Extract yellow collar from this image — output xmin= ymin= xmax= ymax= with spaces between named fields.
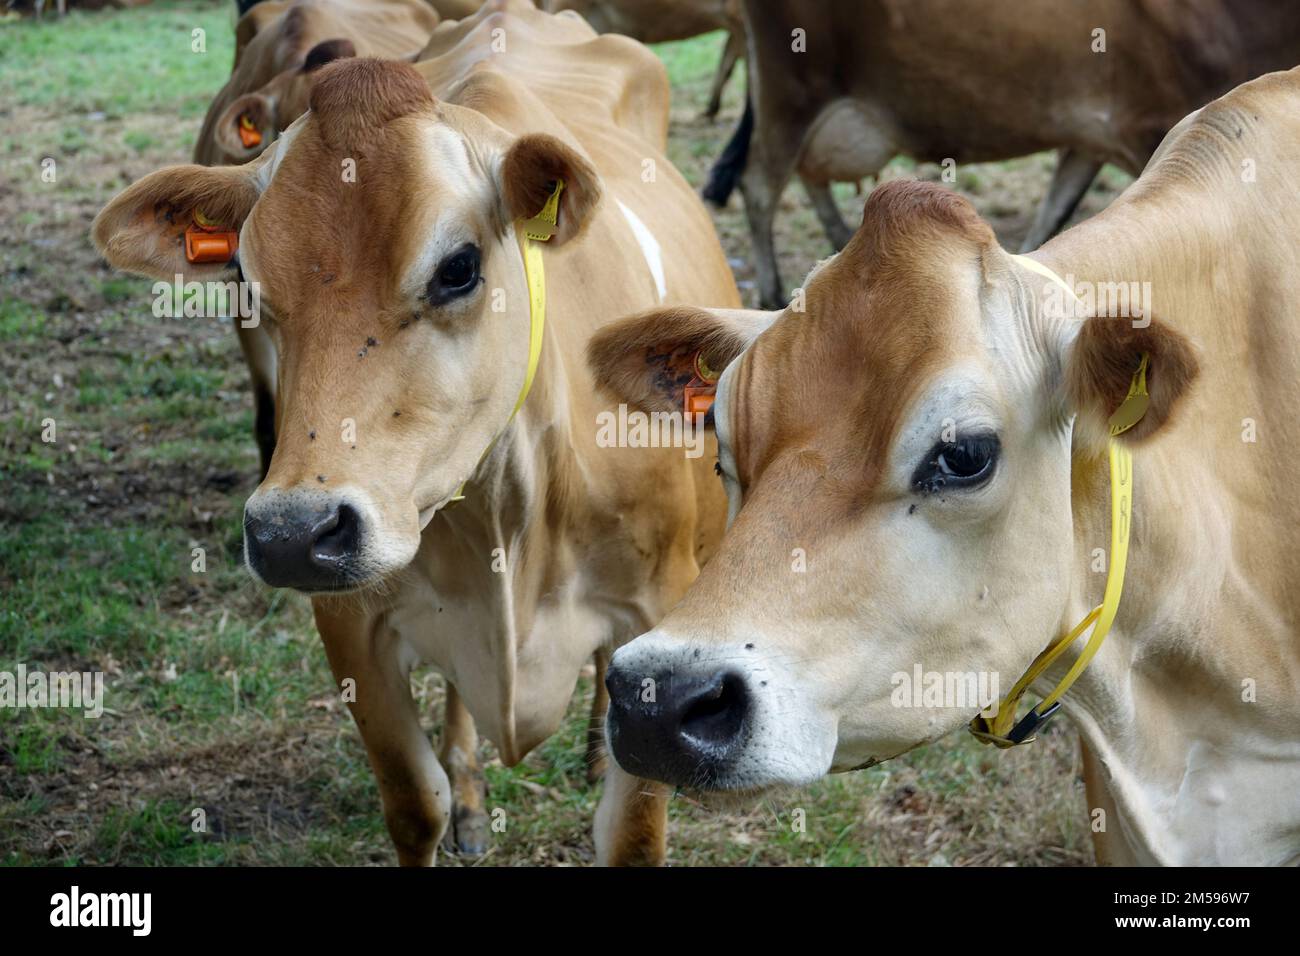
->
xmin=970 ymin=256 xmax=1150 ymax=747
xmin=447 ymin=179 xmax=564 ymax=505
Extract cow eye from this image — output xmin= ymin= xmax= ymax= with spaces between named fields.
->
xmin=913 ymin=434 xmax=999 ymax=494
xmin=426 ymin=245 xmax=481 ymax=305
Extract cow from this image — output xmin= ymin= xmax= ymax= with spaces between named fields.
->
xmin=715 ymin=0 xmax=1300 ymax=309
xmin=195 ymin=0 xmax=440 ymax=169
xmin=196 ymin=0 xmax=514 ymax=859
xmin=545 ymin=0 xmax=744 ymax=118
xmin=587 ymin=67 xmax=1300 ymax=865
xmin=92 ymin=0 xmax=735 ymax=865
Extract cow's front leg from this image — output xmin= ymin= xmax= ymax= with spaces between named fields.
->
xmin=1079 ymin=738 xmax=1139 ymax=866
xmin=593 ymin=762 xmax=671 ymax=866
xmin=235 ymin=322 xmax=277 ymax=480
xmin=316 ymin=603 xmax=450 ymax=866
xmin=586 ymin=647 xmax=611 ymax=784
xmin=439 ymin=683 xmax=490 ymax=856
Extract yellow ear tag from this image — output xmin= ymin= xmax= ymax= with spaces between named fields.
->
xmin=1107 ymin=353 xmax=1150 ymax=437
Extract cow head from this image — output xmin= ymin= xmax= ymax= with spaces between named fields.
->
xmin=212 ymin=39 xmax=359 ymax=164
xmin=587 ymin=179 xmax=1198 ymax=792
xmin=94 ymin=58 xmax=600 ymax=593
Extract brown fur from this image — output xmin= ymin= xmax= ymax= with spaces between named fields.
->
xmin=90 ymin=164 xmax=262 ymax=279
xmin=1065 ymin=312 xmax=1200 ymax=450
xmin=304 ymin=37 xmax=357 ymax=72
xmin=736 ymin=0 xmax=1300 ymax=306
xmin=500 ymin=134 xmax=601 ymax=245
xmin=731 ymin=181 xmax=981 ymax=522
xmin=587 ymin=305 xmax=765 ymax=414
xmin=309 ymin=58 xmax=435 ymax=152
xmin=197 ymin=0 xmax=441 ymax=167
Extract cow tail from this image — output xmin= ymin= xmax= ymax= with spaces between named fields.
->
xmin=701 ymin=93 xmax=754 ymax=208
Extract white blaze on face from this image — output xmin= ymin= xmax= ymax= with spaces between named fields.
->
xmin=400 ymin=123 xmax=490 ymax=297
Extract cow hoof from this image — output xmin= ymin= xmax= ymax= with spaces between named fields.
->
xmin=443 ymin=805 xmax=490 ymax=857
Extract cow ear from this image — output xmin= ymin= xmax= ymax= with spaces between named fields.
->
xmin=92 ymin=163 xmax=262 ymax=281
xmin=1063 ymin=314 xmax=1199 ymax=451
xmin=302 ymin=38 xmax=357 ymax=72
xmin=214 ymin=92 xmax=276 ymax=162
xmin=499 ymin=133 xmax=600 ymax=245
xmin=587 ymin=305 xmax=777 ymax=416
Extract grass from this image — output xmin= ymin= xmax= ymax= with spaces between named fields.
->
xmin=0 ymin=1 xmax=1108 ymax=867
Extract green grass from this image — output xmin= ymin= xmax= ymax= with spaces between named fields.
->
xmin=0 ymin=3 xmax=1093 ymax=868
xmin=0 ymin=0 xmax=234 ymax=118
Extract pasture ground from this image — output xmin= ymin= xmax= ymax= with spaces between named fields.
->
xmin=0 ymin=0 xmax=1126 ymax=865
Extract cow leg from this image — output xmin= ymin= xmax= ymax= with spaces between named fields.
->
xmin=586 ymin=647 xmax=610 ymax=784
xmin=803 ymin=177 xmax=854 ymax=251
xmin=740 ymin=134 xmax=799 ymax=309
xmin=236 ymin=322 xmax=278 ymax=480
xmin=316 ymin=606 xmax=450 ymax=866
xmin=593 ymin=762 xmax=671 ymax=866
xmin=1019 ymin=148 xmax=1102 ymax=252
xmin=439 ymin=683 xmax=490 ymax=856
xmin=703 ymin=31 xmax=744 ymax=120
xmin=1079 ymin=737 xmax=1139 ymax=866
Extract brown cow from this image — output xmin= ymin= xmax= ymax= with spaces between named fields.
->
xmin=589 ymin=68 xmax=1300 ymax=865
xmin=94 ymin=0 xmax=735 ymax=865
xmin=722 ymin=0 xmax=1300 ymax=308
xmin=196 ymin=0 xmax=440 ymax=169
xmin=545 ymin=0 xmax=744 ymax=117
xmin=197 ymin=0 xmax=528 ymax=860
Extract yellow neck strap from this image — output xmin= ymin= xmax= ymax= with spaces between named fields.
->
xmin=970 ymin=257 xmax=1150 ymax=748
xmin=448 ymin=179 xmax=564 ymax=504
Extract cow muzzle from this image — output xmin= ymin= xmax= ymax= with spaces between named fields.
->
xmin=243 ymin=493 xmax=366 ymax=592
xmin=604 ymin=656 xmax=752 ymax=789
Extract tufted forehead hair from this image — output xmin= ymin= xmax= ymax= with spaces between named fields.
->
xmin=840 ymin=179 xmax=996 ymax=274
xmin=308 ymin=57 xmax=435 ymax=152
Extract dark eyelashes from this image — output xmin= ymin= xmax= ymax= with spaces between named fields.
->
xmin=912 ymin=433 xmax=1000 ymax=495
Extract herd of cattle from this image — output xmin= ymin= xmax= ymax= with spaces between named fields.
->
xmin=88 ymin=0 xmax=1300 ymax=865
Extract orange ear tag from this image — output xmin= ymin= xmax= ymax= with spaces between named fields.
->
xmin=184 ymin=208 xmax=239 ymax=265
xmin=238 ymin=114 xmax=262 ymax=148
xmin=683 ymin=350 xmax=719 ymax=420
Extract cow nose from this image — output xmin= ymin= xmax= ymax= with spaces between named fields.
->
xmin=243 ymin=501 xmax=363 ymax=591
xmin=604 ymin=661 xmax=750 ymax=786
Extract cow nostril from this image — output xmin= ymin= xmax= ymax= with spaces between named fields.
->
xmin=680 ymin=671 xmax=748 ymax=749
xmin=311 ymin=503 xmax=360 ymax=564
